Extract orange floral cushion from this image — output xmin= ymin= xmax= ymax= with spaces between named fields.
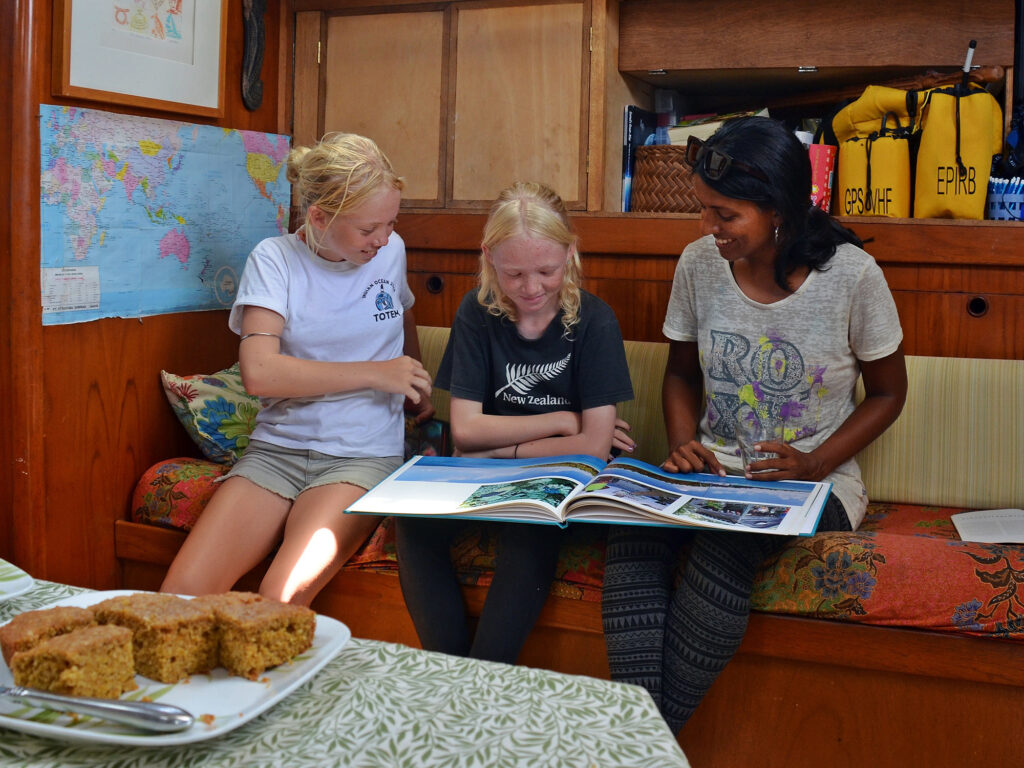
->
xmin=752 ymin=502 xmax=1024 ymax=640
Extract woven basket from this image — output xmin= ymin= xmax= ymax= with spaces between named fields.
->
xmin=631 ymin=145 xmax=700 ymax=213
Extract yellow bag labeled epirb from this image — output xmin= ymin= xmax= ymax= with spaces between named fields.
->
xmin=835 ymin=109 xmax=912 ymax=217
xmin=913 ymin=85 xmax=1003 ymax=219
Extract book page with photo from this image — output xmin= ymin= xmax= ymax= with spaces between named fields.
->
xmin=346 ymin=454 xmax=830 ymax=536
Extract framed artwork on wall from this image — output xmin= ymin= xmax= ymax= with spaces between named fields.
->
xmin=52 ymin=0 xmax=228 ymax=119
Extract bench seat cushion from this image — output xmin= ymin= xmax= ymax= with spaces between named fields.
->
xmin=131 ymin=457 xmax=1024 ymax=641
xmin=752 ymin=503 xmax=1024 ymax=640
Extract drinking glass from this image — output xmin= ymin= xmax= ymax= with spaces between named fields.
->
xmin=735 ymin=414 xmax=783 ymax=473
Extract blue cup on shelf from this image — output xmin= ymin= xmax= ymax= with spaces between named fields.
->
xmin=987 ymin=178 xmax=1024 ymax=220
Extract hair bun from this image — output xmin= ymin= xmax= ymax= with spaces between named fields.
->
xmin=286 ymin=146 xmax=311 ymax=184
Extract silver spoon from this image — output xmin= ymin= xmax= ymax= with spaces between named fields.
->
xmin=0 ymin=685 xmax=195 ymax=732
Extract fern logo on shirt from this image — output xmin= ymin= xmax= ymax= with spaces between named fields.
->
xmin=494 ymin=353 xmax=572 ymax=406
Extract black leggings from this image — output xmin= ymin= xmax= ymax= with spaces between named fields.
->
xmin=395 ymin=517 xmax=564 ymax=664
xmin=601 ymin=495 xmax=852 ymax=733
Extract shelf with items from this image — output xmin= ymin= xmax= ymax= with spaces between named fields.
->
xmin=399 ymin=210 xmax=1024 ymax=359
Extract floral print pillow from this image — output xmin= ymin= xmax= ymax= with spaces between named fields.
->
xmin=160 ymin=364 xmax=260 ymax=465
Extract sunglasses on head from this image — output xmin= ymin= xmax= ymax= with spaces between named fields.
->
xmin=685 ymin=136 xmax=770 ymax=184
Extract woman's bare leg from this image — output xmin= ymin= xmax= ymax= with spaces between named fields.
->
xmin=259 ymin=483 xmax=380 ymax=606
xmin=160 ymin=477 xmax=292 ymax=596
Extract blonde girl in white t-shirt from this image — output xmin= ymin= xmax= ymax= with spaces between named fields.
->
xmin=602 ymin=116 xmax=908 ymax=734
xmin=161 ymin=134 xmax=433 ymax=606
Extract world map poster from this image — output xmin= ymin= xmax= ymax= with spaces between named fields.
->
xmin=39 ymin=104 xmax=291 ymax=325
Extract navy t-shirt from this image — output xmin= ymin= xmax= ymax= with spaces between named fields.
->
xmin=436 ymin=289 xmax=634 ymax=416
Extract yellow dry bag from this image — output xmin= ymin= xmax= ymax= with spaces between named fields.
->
xmin=836 ymin=111 xmax=912 ymax=217
xmin=833 ymin=87 xmax=919 ymax=217
xmin=913 ymin=85 xmax=1003 ymax=219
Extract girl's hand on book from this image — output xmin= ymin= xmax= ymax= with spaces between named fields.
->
xmin=663 ymin=440 xmax=726 ymax=476
xmin=611 ymin=418 xmax=635 ymax=455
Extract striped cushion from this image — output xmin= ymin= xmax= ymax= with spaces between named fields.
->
xmin=857 ymin=355 xmax=1024 ymax=508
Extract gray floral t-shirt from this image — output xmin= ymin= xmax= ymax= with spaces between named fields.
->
xmin=663 ymin=235 xmax=903 ymax=528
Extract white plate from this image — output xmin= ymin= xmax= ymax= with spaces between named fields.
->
xmin=0 ymin=559 xmax=34 ymax=604
xmin=0 ymin=590 xmax=351 ymax=745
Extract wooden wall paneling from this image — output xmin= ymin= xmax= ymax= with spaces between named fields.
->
xmin=879 ymin=263 xmax=1024 ymax=294
xmin=278 ymin=1 xmax=296 ymax=135
xmin=322 ymin=8 xmax=447 ymax=206
xmin=583 ymin=252 xmax=675 ymax=342
xmin=398 ymin=211 xmax=486 ymax=248
xmin=449 ymin=2 xmax=586 ymax=207
xmin=292 ymin=10 xmax=323 ymax=150
xmin=579 ymin=0 xmax=598 ymax=211
xmin=407 ymin=270 xmax=479 ymax=327
xmin=619 ymin=0 xmax=1015 ymax=72
xmin=890 ymin=291 xmax=1024 ymax=359
xmin=293 ymin=0 xmax=440 ymax=8
xmin=407 ymin=250 xmax=480 ymax=327
xmin=7 ymin=0 xmax=48 ymax=574
xmin=680 ymin=650 xmax=1024 ymax=768
xmin=0 ymin=5 xmax=12 ymax=559
xmin=585 ymin=0 xmax=606 ymax=212
xmin=0 ymin=0 xmax=23 ymax=560
xmin=41 ymin=315 xmax=237 ymax=588
xmin=677 ymin=612 xmax=1024 ymax=767
xmin=851 ymin=218 xmax=1024 ymax=268
xmin=7 ymin=0 xmax=286 ymax=588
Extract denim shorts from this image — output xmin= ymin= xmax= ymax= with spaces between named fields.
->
xmin=220 ymin=440 xmax=402 ymax=501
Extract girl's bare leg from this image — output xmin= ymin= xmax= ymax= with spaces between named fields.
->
xmin=160 ymin=477 xmax=292 ymax=596
xmin=259 ymin=483 xmax=380 ymax=606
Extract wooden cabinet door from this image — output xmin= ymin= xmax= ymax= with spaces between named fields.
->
xmin=293 ymin=2 xmax=592 ymax=210
xmin=320 ymin=10 xmax=448 ymax=207
xmin=449 ymin=2 xmax=588 ymax=208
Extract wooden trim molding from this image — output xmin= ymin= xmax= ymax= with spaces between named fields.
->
xmin=399 ymin=210 xmax=1024 ymax=265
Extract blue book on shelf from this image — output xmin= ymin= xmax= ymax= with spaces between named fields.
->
xmin=622 ymin=105 xmax=658 ymax=212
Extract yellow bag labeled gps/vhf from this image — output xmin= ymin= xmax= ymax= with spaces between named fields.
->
xmin=913 ymin=84 xmax=1003 ymax=219
xmin=836 ymin=111 xmax=912 ymax=217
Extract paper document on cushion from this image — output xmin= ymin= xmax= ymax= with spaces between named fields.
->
xmin=951 ymin=509 xmax=1024 ymax=543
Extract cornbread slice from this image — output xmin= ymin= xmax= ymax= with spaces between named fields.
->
xmin=0 ymin=606 xmax=96 ymax=664
xmin=91 ymin=593 xmax=217 ymax=683
xmin=193 ymin=593 xmax=315 ymax=680
xmin=10 ymin=624 xmax=137 ymax=699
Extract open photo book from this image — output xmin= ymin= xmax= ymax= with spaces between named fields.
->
xmin=346 ymin=455 xmax=832 ymax=536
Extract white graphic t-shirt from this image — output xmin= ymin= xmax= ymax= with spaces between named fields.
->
xmin=663 ymin=235 xmax=903 ymax=528
xmin=229 ymin=232 xmax=414 ymax=458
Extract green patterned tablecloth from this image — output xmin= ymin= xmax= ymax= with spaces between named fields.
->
xmin=0 ymin=581 xmax=689 ymax=768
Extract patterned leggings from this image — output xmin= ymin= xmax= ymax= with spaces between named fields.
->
xmin=601 ymin=495 xmax=851 ymax=734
